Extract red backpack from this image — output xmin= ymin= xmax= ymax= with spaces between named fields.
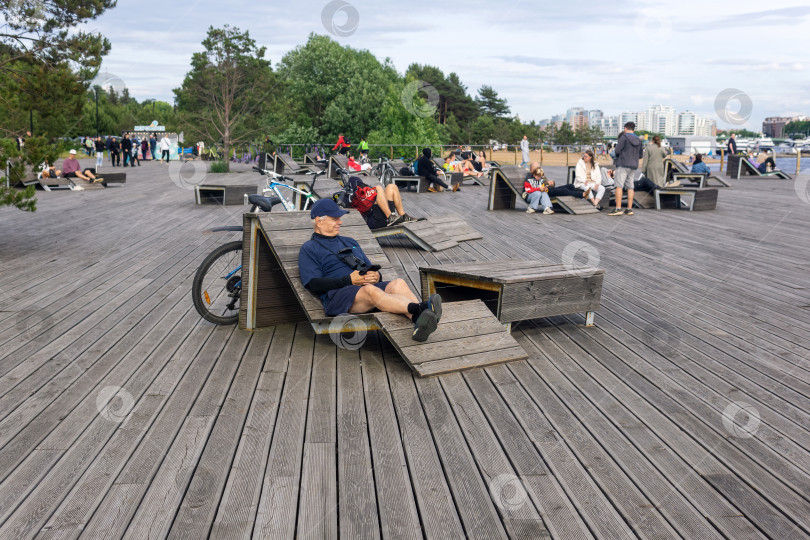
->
xmin=351 ymin=185 xmax=377 ymax=214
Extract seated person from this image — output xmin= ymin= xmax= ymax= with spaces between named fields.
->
xmin=690 ymin=153 xmax=711 ymax=175
xmin=39 ymin=161 xmax=62 ymax=179
xmin=523 ymin=167 xmax=554 ymax=215
xmin=756 ymin=151 xmax=777 ymax=173
xmin=345 ymin=176 xmax=418 ymax=229
xmin=299 ymin=199 xmax=442 ymax=341
xmin=524 ymin=161 xmax=584 ymax=198
xmin=347 ymin=155 xmax=372 ymax=172
xmin=62 ymin=150 xmax=101 ymax=182
xmin=445 ymin=152 xmax=483 ymax=178
xmin=416 ymin=148 xmax=458 ymax=192
xmin=574 ymin=150 xmax=606 ymax=207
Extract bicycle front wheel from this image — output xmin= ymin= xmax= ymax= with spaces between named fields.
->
xmin=192 ymin=241 xmax=243 ymax=325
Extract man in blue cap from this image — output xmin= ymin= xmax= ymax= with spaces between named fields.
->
xmin=299 ymin=199 xmax=442 ymax=342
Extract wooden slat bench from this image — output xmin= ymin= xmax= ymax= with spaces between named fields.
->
xmin=274 ymin=153 xmax=319 ymax=175
xmin=420 ymin=260 xmax=604 ymax=330
xmin=488 ymin=166 xmax=600 ymax=215
xmin=100 ymin=172 xmax=127 ymax=188
xmin=239 ymin=211 xmax=527 ymax=376
xmin=195 ymin=184 xmax=256 ymax=205
xmin=654 ymin=187 xmax=718 ymax=211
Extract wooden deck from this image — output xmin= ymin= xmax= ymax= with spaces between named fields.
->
xmin=1 ymin=159 xmax=809 ymax=539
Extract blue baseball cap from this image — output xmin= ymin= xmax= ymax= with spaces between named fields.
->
xmin=310 ymin=198 xmax=349 ymax=219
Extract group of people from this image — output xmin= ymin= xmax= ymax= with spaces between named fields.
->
xmin=520 ymin=122 xmax=721 ymax=217
xmin=89 ymin=133 xmax=173 ymax=167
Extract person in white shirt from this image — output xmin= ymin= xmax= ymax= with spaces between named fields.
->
xmin=159 ymin=135 xmax=172 ymax=163
xmin=574 ymin=150 xmax=605 ymax=207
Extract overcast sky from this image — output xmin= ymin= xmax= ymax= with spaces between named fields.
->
xmin=79 ymin=0 xmax=810 ymax=131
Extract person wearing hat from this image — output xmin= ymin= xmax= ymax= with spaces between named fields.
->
xmin=299 ymin=199 xmax=443 ymax=342
xmin=61 ymin=149 xmax=101 ymax=182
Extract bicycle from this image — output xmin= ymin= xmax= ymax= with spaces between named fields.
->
xmin=191 ymin=168 xmax=325 ymax=325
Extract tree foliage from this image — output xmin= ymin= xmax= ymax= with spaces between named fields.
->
xmin=476 ymin=85 xmax=511 ymax=118
xmin=173 ymin=25 xmax=275 ymax=171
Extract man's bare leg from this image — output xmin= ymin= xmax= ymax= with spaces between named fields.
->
xmin=349 ymin=283 xmax=414 ymax=315
xmin=385 ymin=184 xmax=406 ymax=215
xmin=626 ymin=189 xmax=634 ymax=209
xmin=374 ymin=186 xmax=392 ymax=217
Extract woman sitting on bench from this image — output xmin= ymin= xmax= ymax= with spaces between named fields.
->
xmin=574 ymin=150 xmax=605 ymax=207
xmin=691 ymin=153 xmax=711 ymax=175
xmin=523 ymin=167 xmax=555 ymax=215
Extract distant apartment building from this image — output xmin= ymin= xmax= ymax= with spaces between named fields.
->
xmin=538 ymin=105 xmax=715 ymax=139
xmin=763 ymin=116 xmax=806 ymax=138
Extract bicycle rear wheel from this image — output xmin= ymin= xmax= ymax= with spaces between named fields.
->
xmin=192 ymin=241 xmax=243 ymax=325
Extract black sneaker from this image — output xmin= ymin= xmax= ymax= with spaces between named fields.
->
xmin=608 ymin=208 xmax=623 ymax=216
xmin=422 ymin=293 xmax=442 ymax=322
xmin=401 ymin=213 xmax=418 ymax=223
xmin=623 ymin=208 xmax=634 ymax=215
xmin=412 ymin=309 xmax=438 ymax=342
xmin=386 ymin=213 xmax=406 ymax=227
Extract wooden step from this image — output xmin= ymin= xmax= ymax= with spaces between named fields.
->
xmin=375 ymin=300 xmax=528 ymax=377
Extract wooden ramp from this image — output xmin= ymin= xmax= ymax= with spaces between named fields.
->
xmin=274 ymin=153 xmax=318 ymax=174
xmin=240 ymin=211 xmax=527 ymax=376
xmin=553 ymin=195 xmax=600 ymax=214
xmin=373 ymin=220 xmax=459 ymax=251
xmin=376 ymin=300 xmax=527 ymax=377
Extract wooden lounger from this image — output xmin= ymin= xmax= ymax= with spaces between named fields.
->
xmin=274 ymin=153 xmax=319 ymax=175
xmin=38 ymin=175 xmax=74 ymax=192
xmin=302 ymin=152 xmax=327 ymax=170
xmin=327 ymin=154 xmax=371 ymax=179
xmin=737 ymin=158 xmax=792 ymax=180
xmin=654 ymin=187 xmax=718 ymax=211
xmin=239 ymin=211 xmax=527 ymax=377
xmin=432 ymin=157 xmax=486 ymax=186
xmin=665 ymin=158 xmax=730 ymax=187
xmin=488 ymin=166 xmax=599 ymax=215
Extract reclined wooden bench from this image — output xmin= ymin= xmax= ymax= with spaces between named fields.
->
xmin=100 ymin=172 xmax=126 ymax=188
xmin=239 ymin=211 xmax=527 ymax=376
xmin=488 ymin=166 xmax=600 ymax=214
xmin=432 ymin=157 xmax=486 ymax=186
xmin=654 ymin=186 xmax=718 ymax=211
xmin=327 ymin=154 xmax=373 ymax=179
xmin=735 ymin=156 xmax=792 ymax=180
xmin=302 ymin=152 xmax=327 ymax=170
xmin=274 ymin=153 xmax=319 ymax=175
xmin=290 ymin=176 xmax=481 ymax=251
xmin=665 ymin=158 xmax=730 ymax=187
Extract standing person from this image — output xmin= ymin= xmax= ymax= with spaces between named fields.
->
xmin=85 ymin=136 xmax=94 ymax=156
xmin=520 ymin=135 xmax=530 ymax=168
xmin=121 ymin=134 xmax=132 ymax=167
xmin=149 ymin=134 xmax=158 ymax=161
xmin=641 ymin=135 xmax=668 ymax=189
xmin=332 ymin=133 xmax=350 ymax=155
xmin=608 ymin=122 xmax=643 ymax=216
xmin=130 ymin=135 xmax=141 ymax=166
xmin=95 ymin=137 xmax=105 ymax=168
xmin=727 ymin=133 xmax=738 ymax=155
xmin=159 ymin=134 xmax=172 ymax=163
xmin=110 ymin=137 xmax=121 ymax=167
xmin=141 ymin=139 xmax=149 ymax=161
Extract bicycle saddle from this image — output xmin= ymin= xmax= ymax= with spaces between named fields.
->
xmin=248 ymin=194 xmax=282 ymax=212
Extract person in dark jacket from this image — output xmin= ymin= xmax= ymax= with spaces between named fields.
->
xmin=416 ymin=148 xmax=457 ymax=192
xmin=727 ymin=133 xmax=738 ymax=155
xmin=121 ymin=134 xmax=132 ymax=167
xmin=109 ymin=137 xmax=121 ymax=167
xmin=609 ymin=122 xmax=643 ymax=215
xmin=149 ymin=134 xmax=157 ymax=161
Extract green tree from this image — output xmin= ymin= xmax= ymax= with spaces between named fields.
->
xmin=475 ymin=85 xmax=510 ymax=118
xmin=174 ymin=25 xmax=274 ymax=171
xmin=784 ymin=121 xmax=810 ymax=137
xmin=554 ymin=122 xmax=575 ymax=145
xmin=277 ymin=33 xmax=397 ymax=143
xmin=366 ymin=82 xmax=447 ymax=150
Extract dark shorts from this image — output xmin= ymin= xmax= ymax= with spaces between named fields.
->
xmin=323 ymin=281 xmax=390 ymax=316
xmin=64 ymin=171 xmax=79 ymax=178
xmin=366 ymin=200 xmax=394 ymax=230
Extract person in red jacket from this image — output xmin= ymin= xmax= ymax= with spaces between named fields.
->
xmin=523 ymin=167 xmax=554 ymax=214
xmin=332 ymin=133 xmax=351 ymax=155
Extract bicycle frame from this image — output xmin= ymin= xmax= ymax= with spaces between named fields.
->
xmin=263 ymin=181 xmax=316 ymax=211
